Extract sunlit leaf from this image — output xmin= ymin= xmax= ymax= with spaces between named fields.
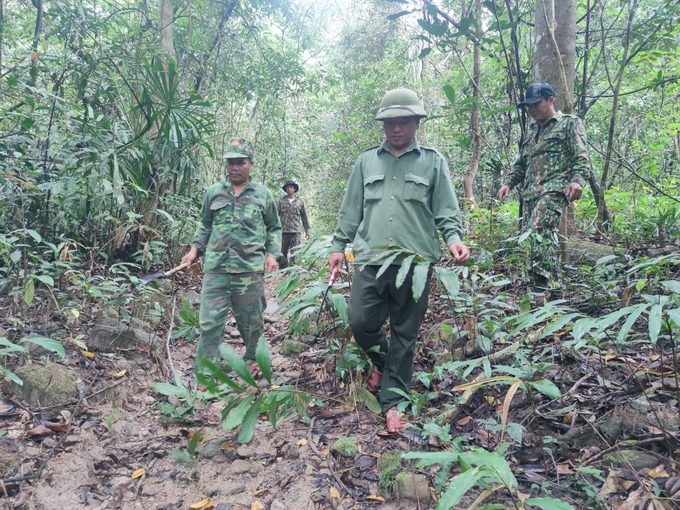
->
xmin=329 ymin=486 xmax=340 ymax=499
xmin=131 ymin=468 xmax=145 ymax=479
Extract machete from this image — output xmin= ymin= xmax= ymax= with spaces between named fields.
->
xmin=316 ymin=268 xmax=338 ymax=324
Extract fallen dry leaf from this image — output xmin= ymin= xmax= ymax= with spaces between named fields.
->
xmin=25 ymin=425 xmax=53 ymax=438
xmin=456 ymin=416 xmax=473 ymax=426
xmin=189 ymin=498 xmax=213 ymax=509
xmin=251 ymin=502 xmax=264 ymax=510
xmin=130 ymin=468 xmax=145 ymax=479
xmin=113 ymin=369 xmax=127 ymax=378
xmin=329 ymin=486 xmax=340 ymax=500
xmin=43 ymin=422 xmax=68 ymax=433
xmin=297 ymin=438 xmax=308 ymax=446
xmin=555 ymin=463 xmax=575 ymax=475
xmin=366 ymin=495 xmax=385 ymax=502
xmin=517 ymin=491 xmax=531 ymax=503
xmin=649 ymin=465 xmax=670 ymax=478
xmin=253 ymin=488 xmax=266 ymax=495
xmin=82 ymin=351 xmax=96 ymax=359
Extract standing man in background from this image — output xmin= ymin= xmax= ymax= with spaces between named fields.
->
xmin=182 ymin=138 xmax=282 ymax=377
xmin=328 ymin=88 xmax=469 ymax=434
xmin=498 ymin=82 xmax=589 ymax=299
xmin=277 ymin=180 xmax=311 ymax=268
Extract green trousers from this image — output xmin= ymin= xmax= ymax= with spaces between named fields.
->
xmin=195 ymin=272 xmax=266 ymax=372
xmin=349 ymin=264 xmax=432 ymax=412
xmin=522 ymin=193 xmax=566 ymax=289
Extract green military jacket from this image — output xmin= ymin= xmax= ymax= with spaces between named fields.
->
xmin=505 ymin=113 xmax=590 ymax=203
xmin=191 ymin=178 xmax=282 ymax=273
xmin=331 ymin=139 xmax=464 ymax=266
xmin=277 ymin=196 xmax=311 ymax=234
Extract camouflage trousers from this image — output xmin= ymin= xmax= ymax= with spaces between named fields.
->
xmin=281 ymin=233 xmax=301 ymax=268
xmin=520 ymin=193 xmax=567 ymax=289
xmin=195 ymin=272 xmax=266 ymax=371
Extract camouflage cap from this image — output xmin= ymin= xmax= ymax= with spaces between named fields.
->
xmin=223 ymin=138 xmax=254 ymax=159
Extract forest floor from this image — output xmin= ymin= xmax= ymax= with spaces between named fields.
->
xmin=1 ymin=257 xmax=680 ymax=510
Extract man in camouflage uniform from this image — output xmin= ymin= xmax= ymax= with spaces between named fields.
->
xmin=498 ymin=82 xmax=590 ymax=295
xmin=181 ymin=138 xmax=282 ymax=376
xmin=277 ymin=180 xmax=311 ymax=268
xmin=328 ymin=88 xmax=469 ymax=434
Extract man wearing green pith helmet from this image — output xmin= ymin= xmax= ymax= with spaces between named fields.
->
xmin=181 ymin=138 xmax=283 ymax=377
xmin=328 ymin=89 xmax=469 ymax=434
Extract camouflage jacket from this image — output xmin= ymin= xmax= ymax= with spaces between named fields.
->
xmin=191 ymin=178 xmax=282 ymax=273
xmin=277 ymin=196 xmax=310 ymax=234
xmin=505 ymin=113 xmax=590 ymax=203
xmin=331 ymin=138 xmax=464 ymax=266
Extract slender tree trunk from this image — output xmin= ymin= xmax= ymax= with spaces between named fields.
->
xmin=0 ymin=0 xmax=4 ymax=85
xmin=159 ymin=0 xmax=175 ymax=61
xmin=30 ymin=0 xmax=43 ymax=87
xmin=463 ymin=0 xmax=481 ymax=212
xmin=598 ymin=1 xmax=637 ymax=230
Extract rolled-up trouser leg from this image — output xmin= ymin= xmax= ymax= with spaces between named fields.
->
xmin=379 ymin=265 xmax=432 ymax=412
xmin=196 ymin=273 xmax=232 ymax=372
xmin=349 ymin=266 xmax=390 ymax=371
xmin=231 ymin=272 xmax=267 ymax=361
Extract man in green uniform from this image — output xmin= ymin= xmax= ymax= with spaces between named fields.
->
xmin=277 ymin=180 xmax=311 ymax=268
xmin=181 ymin=138 xmax=282 ymax=376
xmin=328 ymin=88 xmax=469 ymax=433
xmin=498 ymin=82 xmax=590 ymax=296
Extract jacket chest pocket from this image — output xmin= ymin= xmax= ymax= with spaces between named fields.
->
xmin=363 ymin=173 xmax=386 ymax=204
xmin=243 ymin=203 xmax=263 ymax=229
xmin=541 ymin=131 xmax=567 ymax=154
xmin=404 ymin=173 xmax=429 ymax=204
xmin=210 ymin=198 xmax=233 ymax=224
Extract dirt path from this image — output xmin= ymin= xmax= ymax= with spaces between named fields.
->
xmin=0 ymin=276 xmax=411 ymax=510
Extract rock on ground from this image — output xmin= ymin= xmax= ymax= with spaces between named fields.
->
xmin=6 ymin=363 xmax=77 ymax=407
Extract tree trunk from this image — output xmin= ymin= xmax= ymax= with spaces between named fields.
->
xmin=159 ymin=0 xmax=175 ymax=61
xmin=30 ymin=0 xmax=44 ymax=88
xmin=462 ymin=0 xmax=481 ymax=213
xmin=533 ymin=0 xmax=576 ymax=262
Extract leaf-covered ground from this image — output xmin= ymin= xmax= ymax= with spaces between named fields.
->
xmin=2 ymin=251 xmax=680 ymax=510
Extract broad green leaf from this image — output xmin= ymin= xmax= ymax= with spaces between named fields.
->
xmin=219 ymin=345 xmax=257 ymax=388
xmin=224 ymin=395 xmax=255 ymax=431
xmin=0 ymin=337 xmax=27 ymax=354
xmin=539 ymin=313 xmax=581 ymax=339
xmin=527 ymin=379 xmax=561 ymax=399
xmin=354 ymin=387 xmax=381 ymax=414
xmin=418 ymin=47 xmax=432 ymax=59
xmin=237 ymin=395 xmax=264 ymax=444
xmin=255 ymin=336 xmax=272 ymax=384
xmin=595 ymin=254 xmax=618 ymax=266
xmin=25 ymin=229 xmax=42 ymax=243
xmin=1 ymin=366 xmax=23 ymax=386
xmin=412 ymin=262 xmax=431 ymax=302
xmin=648 ymin=304 xmax=662 ymax=344
xmin=441 ymin=323 xmax=453 ymax=334
xmin=525 ymin=497 xmax=575 ymax=510
xmin=375 ymin=252 xmax=400 ymax=280
xmin=35 ymin=275 xmax=54 ymax=287
xmin=329 ymin=292 xmax=348 ymax=323
xmin=661 ymin=280 xmax=680 ymax=294
xmin=387 ymin=10 xmax=412 ymax=20
xmin=154 ymin=382 xmax=187 ymax=398
xmin=667 ymin=309 xmax=680 ymax=328
xmin=436 ymin=268 xmax=459 ymax=296
xmin=10 ymin=251 xmax=21 ymax=264
xmin=22 ymin=337 xmax=65 ymax=358
xmin=402 ymin=450 xmax=461 ymax=466
xmin=461 ymin=449 xmax=516 ymax=489
xmin=443 ymin=85 xmax=456 ymax=105
xmin=437 ymin=467 xmax=482 ymax=509
xmin=24 ymin=279 xmax=35 ymax=305
xmin=396 ymin=255 xmax=415 ymax=289
xmin=571 ymin=317 xmax=596 ymax=341
xmin=201 ymin=358 xmax=245 ymax=393
xmin=616 ymin=305 xmax=646 ymax=344
xmin=485 ymin=105 xmax=516 ymax=116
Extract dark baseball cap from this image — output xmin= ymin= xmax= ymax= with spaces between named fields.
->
xmin=518 ymin=82 xmax=555 ymax=106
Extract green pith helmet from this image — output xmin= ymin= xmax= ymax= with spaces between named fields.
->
xmin=374 ymin=88 xmax=428 ymax=120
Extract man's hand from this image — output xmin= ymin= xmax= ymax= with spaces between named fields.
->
xmin=181 ymin=246 xmax=198 ymax=268
xmin=264 ymin=256 xmax=279 ymax=274
xmin=448 ymin=243 xmax=469 ymax=264
xmin=497 ymin=185 xmax=511 ymax=203
xmin=566 ymin=182 xmax=583 ymax=202
xmin=329 ymin=252 xmax=345 ymax=274
xmin=305 ymin=230 xmax=311 ymax=240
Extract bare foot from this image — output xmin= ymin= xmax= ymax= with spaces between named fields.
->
xmin=385 ymin=407 xmax=408 ymax=434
